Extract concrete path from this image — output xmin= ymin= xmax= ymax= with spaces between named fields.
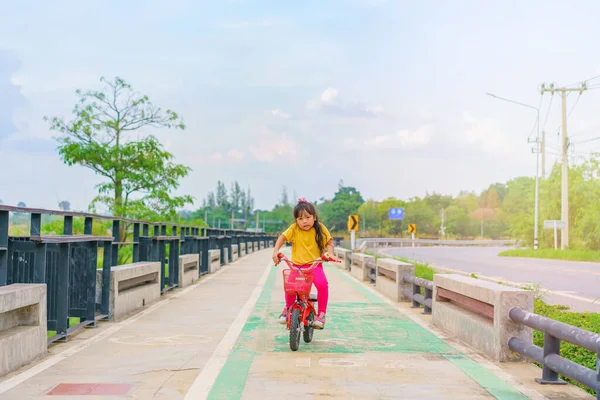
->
xmin=0 ymin=249 xmax=592 ymax=399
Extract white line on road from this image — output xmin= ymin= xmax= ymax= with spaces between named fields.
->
xmin=0 ymin=264 xmax=231 ymax=396
xmin=184 ymin=260 xmax=272 ymax=400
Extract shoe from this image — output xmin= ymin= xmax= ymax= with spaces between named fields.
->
xmin=312 ymin=312 xmax=326 ymax=329
xmin=278 ymin=309 xmax=288 ymax=325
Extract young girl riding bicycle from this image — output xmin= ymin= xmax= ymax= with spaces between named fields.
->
xmin=272 ymin=198 xmax=336 ymax=329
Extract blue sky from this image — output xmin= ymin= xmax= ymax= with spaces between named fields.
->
xmin=2 ymin=0 xmax=600 ymax=211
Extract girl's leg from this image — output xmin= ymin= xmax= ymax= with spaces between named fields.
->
xmin=311 ymin=264 xmax=329 ymax=315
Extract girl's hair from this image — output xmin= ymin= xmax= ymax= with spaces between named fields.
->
xmin=294 ymin=198 xmax=325 ymax=254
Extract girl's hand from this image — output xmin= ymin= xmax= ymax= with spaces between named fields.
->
xmin=272 ymin=253 xmax=280 ymax=265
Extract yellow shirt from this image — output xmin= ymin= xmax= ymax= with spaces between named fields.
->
xmin=282 ymin=222 xmax=333 ymax=265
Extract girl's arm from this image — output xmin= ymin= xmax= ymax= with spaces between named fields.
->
xmin=325 ymin=238 xmax=334 ymax=256
xmin=272 ymin=234 xmax=287 ymax=264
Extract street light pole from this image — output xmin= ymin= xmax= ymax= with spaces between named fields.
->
xmin=485 ymin=93 xmax=540 ymax=250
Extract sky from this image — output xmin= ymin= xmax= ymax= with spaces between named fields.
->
xmin=2 ymin=0 xmax=600 ymax=212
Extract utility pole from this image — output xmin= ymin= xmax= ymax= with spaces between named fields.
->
xmin=541 ymin=130 xmax=546 ymax=179
xmin=440 ymin=208 xmax=445 ymax=237
xmin=539 ymin=82 xmax=587 ymax=249
xmin=256 ymin=212 xmax=259 ymax=233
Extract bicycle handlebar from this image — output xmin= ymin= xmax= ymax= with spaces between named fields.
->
xmin=275 ymin=252 xmax=340 ymax=271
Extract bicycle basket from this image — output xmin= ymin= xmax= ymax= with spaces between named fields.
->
xmin=282 ymin=269 xmax=314 ymax=296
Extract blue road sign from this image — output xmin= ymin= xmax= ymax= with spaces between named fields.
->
xmin=389 ymin=208 xmax=404 ymax=220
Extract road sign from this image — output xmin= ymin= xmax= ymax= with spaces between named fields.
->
xmin=347 ymin=215 xmax=359 ymax=232
xmin=543 ymin=220 xmax=565 ymax=229
xmin=544 ymin=220 xmax=564 ymax=250
xmin=389 ymin=208 xmax=404 ymax=220
xmin=408 ymin=224 xmax=416 ymax=234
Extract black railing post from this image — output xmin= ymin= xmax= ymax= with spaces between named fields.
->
xmin=31 ymin=213 xmax=41 ymax=236
xmin=101 ymin=241 xmax=112 ymax=316
xmin=133 ymin=223 xmax=140 ymax=263
xmin=411 ymin=282 xmax=420 ymax=308
xmin=170 ymin=227 xmax=179 ymax=287
xmin=111 ymin=220 xmax=120 ymax=267
xmin=64 ymin=215 xmax=73 ymax=235
xmin=536 ymin=334 xmax=566 ymax=384
xmin=56 ymin=242 xmax=71 ymax=339
xmin=424 ymin=287 xmax=433 ymax=314
xmin=0 ymin=210 xmax=8 ymax=285
xmin=86 ymin=241 xmax=98 ymax=327
xmin=84 ymin=217 xmax=93 ymax=235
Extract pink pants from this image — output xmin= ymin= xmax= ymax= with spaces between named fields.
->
xmin=285 ymin=264 xmax=329 ymax=315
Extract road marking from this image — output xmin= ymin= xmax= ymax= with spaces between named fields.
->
xmin=295 ymin=358 xmax=311 ymax=367
xmin=0 ymin=264 xmax=232 ymax=396
xmin=318 ymin=358 xmax=365 ymax=368
xmin=184 ymin=260 xmax=272 ymax=400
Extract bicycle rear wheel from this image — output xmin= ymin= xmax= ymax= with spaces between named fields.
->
xmin=303 ymin=310 xmax=315 ymax=343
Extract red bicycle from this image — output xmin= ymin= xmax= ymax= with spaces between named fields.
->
xmin=276 ymin=252 xmax=340 ymax=351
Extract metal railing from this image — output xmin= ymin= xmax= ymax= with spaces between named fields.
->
xmin=402 ymin=274 xmax=433 ymax=314
xmin=0 ymin=204 xmax=273 ymax=343
xmin=508 ymin=307 xmax=599 ymax=397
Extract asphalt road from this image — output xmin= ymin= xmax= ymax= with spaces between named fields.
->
xmin=385 ymin=246 xmax=600 ymax=304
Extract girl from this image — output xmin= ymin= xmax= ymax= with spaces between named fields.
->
xmin=272 ymin=197 xmax=336 ymax=329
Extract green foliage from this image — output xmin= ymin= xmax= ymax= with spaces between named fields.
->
xmin=44 ymin=76 xmax=192 ymax=221
xmin=319 ymin=181 xmax=365 ymax=231
xmin=499 ymin=248 xmax=600 ymax=262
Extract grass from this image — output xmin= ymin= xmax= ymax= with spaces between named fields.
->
xmin=499 ymin=248 xmax=600 ymax=262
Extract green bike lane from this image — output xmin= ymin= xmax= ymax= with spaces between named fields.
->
xmin=203 ymin=253 xmax=537 ymax=400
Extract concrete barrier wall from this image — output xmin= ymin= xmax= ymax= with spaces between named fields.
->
xmin=104 ymin=262 xmax=161 ymax=320
xmin=375 ymin=258 xmax=413 ymax=302
xmin=432 ymin=274 xmax=533 ymax=362
xmin=210 ymin=250 xmax=221 ymax=273
xmin=334 ymin=248 xmax=352 ymax=270
xmin=351 ymin=253 xmax=374 ymax=281
xmin=0 ymin=284 xmax=47 ymax=377
xmin=232 ymin=245 xmax=239 ymax=262
xmin=179 ymin=254 xmax=199 ymax=288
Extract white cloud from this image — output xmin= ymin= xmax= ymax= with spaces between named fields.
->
xmin=271 ymin=109 xmax=291 ymax=119
xmin=343 ymin=126 xmax=431 ymax=150
xmin=249 ymin=130 xmax=296 ymax=162
xmin=462 ymin=112 xmax=511 ymax=153
xmin=307 ymin=87 xmax=381 ymax=118
xmin=227 ymin=148 xmax=245 ymax=161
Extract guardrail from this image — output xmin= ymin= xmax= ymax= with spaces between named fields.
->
xmin=508 ymin=307 xmax=599 ymax=397
xmin=402 ymin=274 xmax=433 ymax=314
xmin=0 ymin=204 xmax=274 ymax=344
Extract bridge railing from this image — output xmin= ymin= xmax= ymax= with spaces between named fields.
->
xmin=0 ymin=204 xmax=273 ymax=345
xmin=508 ymin=307 xmax=599 ymax=397
xmin=402 ymin=274 xmax=433 ymax=314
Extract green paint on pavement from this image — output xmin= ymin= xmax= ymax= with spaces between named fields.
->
xmin=207 ymin=265 xmax=278 ymax=400
xmin=326 ymin=263 xmax=531 ymax=400
xmin=208 ymin=257 xmax=531 ymax=400
xmin=271 ymin=302 xmax=455 ymax=354
xmin=444 ymin=354 xmax=530 ymax=400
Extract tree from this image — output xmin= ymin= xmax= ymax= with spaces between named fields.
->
xmin=281 ymin=185 xmax=289 ymax=206
xmin=216 ymin=181 xmax=229 ymax=210
xmin=45 ymin=76 xmax=192 ymax=220
xmin=17 ymin=201 xmax=26 ymax=208
xmin=320 ymin=184 xmax=364 ymax=232
xmin=58 ymin=200 xmax=71 ymax=211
